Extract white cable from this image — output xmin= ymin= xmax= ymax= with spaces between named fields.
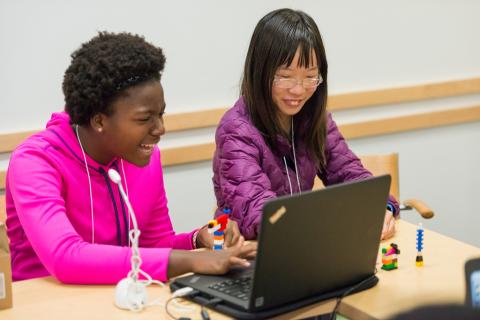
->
xmin=120 ymin=159 xmax=129 ymax=197
xmin=120 ymin=159 xmax=131 ymax=246
xmin=75 ymin=125 xmax=95 ymax=244
xmin=283 ymin=118 xmax=302 ymax=196
xmin=146 ymin=287 xmax=196 ymax=314
xmin=108 ymin=169 xmax=140 ymax=281
xmin=167 ymin=287 xmax=196 ymax=313
xmin=291 ymin=118 xmax=302 ymax=193
xmin=172 ymin=287 xmax=194 ymax=298
xmin=283 ymin=157 xmax=293 ymax=196
xmin=171 ymin=298 xmax=196 ymax=312
xmin=108 ymin=168 xmax=165 ymax=312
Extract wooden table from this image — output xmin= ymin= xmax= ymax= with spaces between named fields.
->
xmin=1 ymin=220 xmax=479 ymax=320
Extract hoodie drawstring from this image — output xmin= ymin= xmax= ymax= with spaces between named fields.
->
xmin=114 ymin=162 xmax=129 ymax=245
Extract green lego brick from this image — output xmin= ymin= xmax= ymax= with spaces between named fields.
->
xmin=381 ymin=264 xmax=397 ymax=271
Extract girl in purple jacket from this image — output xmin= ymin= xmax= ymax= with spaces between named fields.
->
xmin=6 ymin=32 xmax=255 ymax=284
xmin=213 ymin=9 xmax=399 ymax=240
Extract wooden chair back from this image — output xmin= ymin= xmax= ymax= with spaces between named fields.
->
xmin=313 ymin=153 xmax=400 ymax=200
xmin=0 ymin=194 xmax=6 ymax=224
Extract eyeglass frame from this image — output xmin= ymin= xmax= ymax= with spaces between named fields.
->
xmin=273 ymin=75 xmax=324 ymax=89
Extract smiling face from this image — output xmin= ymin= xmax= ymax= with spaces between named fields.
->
xmin=99 ymin=80 xmax=166 ymax=167
xmin=272 ymin=48 xmax=319 ymax=130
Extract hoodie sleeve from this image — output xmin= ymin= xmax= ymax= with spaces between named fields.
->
xmin=138 ymin=149 xmax=197 ymax=250
xmin=8 ymin=145 xmax=173 ymax=284
xmin=214 ymin=125 xmax=277 ymax=240
xmin=318 ymin=113 xmax=400 ymax=215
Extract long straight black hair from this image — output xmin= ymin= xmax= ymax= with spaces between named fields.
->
xmin=241 ymin=8 xmax=328 ymax=168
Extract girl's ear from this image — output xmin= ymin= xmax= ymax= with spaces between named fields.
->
xmin=90 ymin=113 xmax=106 ymax=133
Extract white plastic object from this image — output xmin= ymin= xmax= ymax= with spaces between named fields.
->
xmin=115 ymin=277 xmax=148 ymax=311
xmin=108 ymin=168 xmax=122 ymax=184
xmin=172 ymin=286 xmax=194 ymax=298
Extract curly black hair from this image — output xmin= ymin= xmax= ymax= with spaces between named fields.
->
xmin=63 ymin=31 xmax=166 ymax=125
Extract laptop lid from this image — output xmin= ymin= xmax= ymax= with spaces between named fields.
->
xmin=249 ymin=174 xmax=390 ymax=310
xmin=171 ymin=175 xmax=390 ymax=314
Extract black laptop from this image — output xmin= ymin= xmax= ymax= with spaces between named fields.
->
xmin=171 ymin=175 xmax=391 ymax=319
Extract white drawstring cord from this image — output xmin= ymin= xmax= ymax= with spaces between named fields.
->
xmin=75 ymin=124 xmax=95 ymax=244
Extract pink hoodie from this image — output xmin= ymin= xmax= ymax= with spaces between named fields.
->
xmin=6 ymin=112 xmax=195 ymax=284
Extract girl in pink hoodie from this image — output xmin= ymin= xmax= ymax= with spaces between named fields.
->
xmin=6 ymin=32 xmax=255 ymax=284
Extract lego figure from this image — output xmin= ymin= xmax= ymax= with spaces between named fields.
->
xmin=207 ymin=208 xmax=231 ymax=250
xmin=416 ymin=223 xmax=424 ymax=267
xmin=381 ymin=243 xmax=400 ymax=271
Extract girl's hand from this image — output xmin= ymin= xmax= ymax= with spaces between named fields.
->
xmin=168 ymin=238 xmax=257 ymax=278
xmin=381 ymin=211 xmax=396 ymax=240
xmin=223 ymin=219 xmax=242 ymax=248
xmin=196 ymin=226 xmax=213 ymax=249
xmin=195 ymin=219 xmax=243 ymax=249
xmin=191 ymin=237 xmax=257 ymax=274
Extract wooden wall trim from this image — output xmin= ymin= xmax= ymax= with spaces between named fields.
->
xmin=162 ymin=77 xmax=480 ymax=130
xmin=164 ymin=108 xmax=227 ymax=132
xmin=161 ymin=143 xmax=216 ymax=167
xmin=340 ymin=105 xmax=480 ymax=139
xmin=1 ymin=105 xmax=480 ymax=190
xmin=1 ymin=78 xmax=479 ymax=153
xmin=328 ymin=78 xmax=480 ymax=111
xmin=0 ymin=130 xmax=38 ymax=153
xmin=159 ymin=105 xmax=480 ymax=168
xmin=0 ymin=109 xmax=226 ymax=153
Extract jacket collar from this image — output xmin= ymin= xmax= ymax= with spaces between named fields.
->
xmin=42 ymin=112 xmax=121 ymax=174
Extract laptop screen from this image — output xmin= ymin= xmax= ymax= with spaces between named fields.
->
xmin=248 ymin=175 xmax=391 ymax=310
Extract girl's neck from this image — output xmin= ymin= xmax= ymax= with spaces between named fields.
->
xmin=278 ymin=113 xmax=291 ymax=136
xmin=75 ymin=125 xmax=113 ymax=165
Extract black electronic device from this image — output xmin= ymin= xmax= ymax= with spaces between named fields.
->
xmin=465 ymin=257 xmax=480 ymax=308
xmin=171 ymin=175 xmax=391 ymax=319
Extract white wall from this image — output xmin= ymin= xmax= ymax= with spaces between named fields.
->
xmin=1 ymin=1 xmax=480 ymax=246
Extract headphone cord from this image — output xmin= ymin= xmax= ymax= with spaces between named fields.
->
xmin=329 ymin=269 xmax=378 ymax=320
xmin=166 ymin=291 xmax=221 ymax=320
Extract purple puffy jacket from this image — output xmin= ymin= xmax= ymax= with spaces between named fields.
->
xmin=213 ymin=97 xmax=399 ymax=239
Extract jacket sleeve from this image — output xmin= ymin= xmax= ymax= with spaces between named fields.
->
xmin=8 ymin=146 xmax=173 ymax=284
xmin=214 ymin=129 xmax=277 ymax=240
xmin=139 ymin=149 xmax=196 ymax=250
xmin=318 ymin=113 xmax=400 ymax=215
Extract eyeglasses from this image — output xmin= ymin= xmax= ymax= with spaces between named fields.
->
xmin=273 ymin=75 xmax=323 ymax=89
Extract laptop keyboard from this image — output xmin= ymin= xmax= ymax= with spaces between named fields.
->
xmin=208 ymin=276 xmax=252 ymax=301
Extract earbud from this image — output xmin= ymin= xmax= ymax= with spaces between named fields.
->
xmin=114 ymin=277 xmax=148 ymax=311
xmin=108 ymin=168 xmax=122 ymax=184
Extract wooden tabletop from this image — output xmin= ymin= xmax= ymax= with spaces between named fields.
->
xmin=338 ymin=220 xmax=480 ymax=320
xmin=1 ymin=220 xmax=479 ymax=320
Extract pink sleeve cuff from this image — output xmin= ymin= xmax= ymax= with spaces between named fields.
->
xmin=172 ymin=230 xmax=198 ymax=250
xmin=138 ymin=247 xmax=172 ymax=282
